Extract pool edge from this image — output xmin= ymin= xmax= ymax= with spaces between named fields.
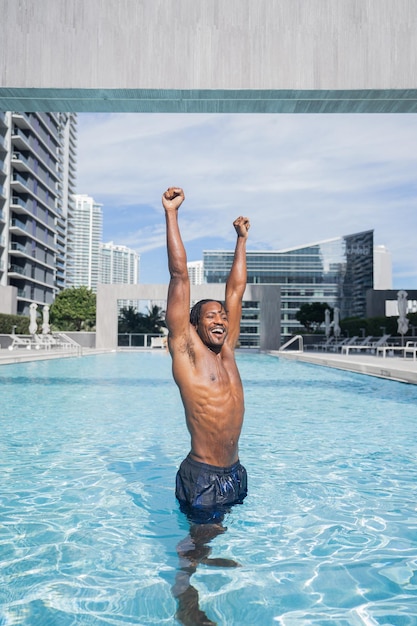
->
xmin=266 ymin=350 xmax=417 ymax=385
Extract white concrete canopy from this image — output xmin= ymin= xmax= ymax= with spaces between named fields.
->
xmin=96 ymin=283 xmax=281 ymax=351
xmin=1 ymin=0 xmax=417 ymax=113
xmin=2 ymin=1 xmax=414 ymax=347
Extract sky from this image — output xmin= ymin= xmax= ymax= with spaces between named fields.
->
xmin=76 ymin=113 xmax=417 ymax=288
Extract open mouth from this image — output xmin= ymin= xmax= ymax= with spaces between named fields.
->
xmin=211 ymin=327 xmax=225 ymax=337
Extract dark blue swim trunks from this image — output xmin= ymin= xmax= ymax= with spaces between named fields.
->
xmin=176 ymin=455 xmax=248 ymax=524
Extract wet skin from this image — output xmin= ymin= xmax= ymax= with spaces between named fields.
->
xmin=170 ymin=301 xmax=245 ymax=467
xmin=163 ymin=187 xmax=250 ymax=625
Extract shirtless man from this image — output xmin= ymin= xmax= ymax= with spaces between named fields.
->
xmin=163 ymin=187 xmax=250 ymax=522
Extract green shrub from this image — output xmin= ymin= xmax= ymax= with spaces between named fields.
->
xmin=0 ymin=313 xmax=30 ymax=334
xmin=341 ymin=314 xmax=416 ymax=338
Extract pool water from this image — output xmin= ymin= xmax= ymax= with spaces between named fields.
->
xmin=1 ymin=352 xmax=417 ymax=625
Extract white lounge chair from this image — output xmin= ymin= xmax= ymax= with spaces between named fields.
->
xmin=312 ymin=336 xmax=335 ymax=351
xmin=330 ymin=336 xmax=359 ymax=352
xmin=150 ymin=336 xmax=167 ymax=349
xmin=340 ymin=336 xmax=372 ymax=354
xmin=342 ymin=335 xmax=391 ymax=355
xmin=8 ymin=334 xmax=37 ymax=350
xmin=404 ymin=341 xmax=417 ymax=361
xmin=32 ymin=334 xmax=60 ymax=349
xmin=378 ymin=340 xmax=417 ymax=360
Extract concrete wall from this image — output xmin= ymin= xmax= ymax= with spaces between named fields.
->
xmin=1 ymin=0 xmax=416 ymax=113
xmin=367 ymin=289 xmax=417 ymax=318
xmin=0 ymin=286 xmax=17 ymax=315
xmin=96 ymin=283 xmax=280 ymax=350
xmin=63 ymin=332 xmax=96 ymax=349
xmin=250 ymin=285 xmax=281 ymax=351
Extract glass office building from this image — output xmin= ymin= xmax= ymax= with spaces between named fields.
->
xmin=204 ymin=230 xmax=374 ymax=336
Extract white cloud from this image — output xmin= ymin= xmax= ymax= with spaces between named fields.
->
xmin=77 ymin=113 xmax=417 ymax=287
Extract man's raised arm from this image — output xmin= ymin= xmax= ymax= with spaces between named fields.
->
xmin=225 ymin=216 xmax=250 ymax=348
xmin=163 ymin=188 xmax=190 ymax=341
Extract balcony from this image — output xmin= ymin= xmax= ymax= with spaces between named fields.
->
xmin=12 ymin=155 xmax=59 ymax=195
xmin=9 ymin=225 xmax=56 ymax=259
xmin=10 ymin=217 xmax=27 ymax=232
xmin=11 ymin=193 xmax=57 ymax=223
xmin=9 ymin=263 xmax=54 ymax=290
xmin=10 ymin=196 xmax=29 ymax=214
xmin=12 ymin=134 xmax=59 ymax=181
xmin=11 ymin=125 xmax=31 ymax=151
xmin=11 ymin=113 xmax=31 ymax=130
xmin=10 ymin=200 xmax=29 ymax=220
xmin=0 ymin=157 xmax=7 ymax=178
xmin=11 ymin=151 xmax=29 ymax=169
xmin=49 ymin=112 xmax=60 ymax=125
xmin=33 ymin=113 xmax=60 ymax=142
xmin=11 ymin=172 xmax=31 ymax=194
xmin=13 ymin=114 xmax=59 ymax=158
xmin=15 ymin=143 xmax=60 ymax=178
xmin=10 ymin=240 xmax=56 ymax=271
xmin=10 ymin=241 xmax=27 ymax=254
xmin=9 ymin=264 xmax=27 ymax=277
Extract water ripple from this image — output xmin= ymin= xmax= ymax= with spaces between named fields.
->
xmin=1 ymin=352 xmax=417 ymax=624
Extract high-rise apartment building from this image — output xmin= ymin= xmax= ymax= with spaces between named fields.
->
xmin=187 ymin=260 xmax=204 ymax=285
xmin=0 ymin=111 xmax=77 ymax=316
xmin=100 ymin=241 xmax=139 ymax=285
xmin=57 ymin=114 xmax=77 ymax=292
xmin=100 ymin=241 xmax=140 ymax=312
xmin=204 ymin=230 xmax=374 ymax=336
xmin=70 ymin=194 xmax=103 ymax=292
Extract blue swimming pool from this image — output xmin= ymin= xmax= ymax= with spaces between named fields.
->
xmin=1 ymin=352 xmax=417 ymax=625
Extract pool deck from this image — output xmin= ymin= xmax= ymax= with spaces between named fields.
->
xmin=0 ymin=347 xmax=110 ymax=366
xmin=268 ymin=350 xmax=417 ymax=385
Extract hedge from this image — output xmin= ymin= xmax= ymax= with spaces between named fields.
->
xmin=340 ymin=312 xmax=417 ymax=338
xmin=0 ymin=313 xmax=30 ymax=334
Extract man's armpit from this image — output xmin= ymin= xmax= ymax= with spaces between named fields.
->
xmin=169 ymin=334 xmax=196 ymax=365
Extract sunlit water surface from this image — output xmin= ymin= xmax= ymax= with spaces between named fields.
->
xmin=1 ymin=352 xmax=417 ymax=625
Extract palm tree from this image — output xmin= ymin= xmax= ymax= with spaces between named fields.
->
xmin=118 ymin=305 xmax=166 ymax=334
xmin=140 ymin=305 xmax=166 ymax=334
xmin=118 ymin=306 xmax=142 ymax=333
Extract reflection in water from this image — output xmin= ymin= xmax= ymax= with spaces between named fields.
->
xmin=108 ymin=457 xmax=242 ymax=624
xmin=172 ymin=521 xmax=240 ymax=626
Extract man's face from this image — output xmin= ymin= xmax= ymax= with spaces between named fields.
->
xmin=195 ymin=302 xmax=229 ymax=351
